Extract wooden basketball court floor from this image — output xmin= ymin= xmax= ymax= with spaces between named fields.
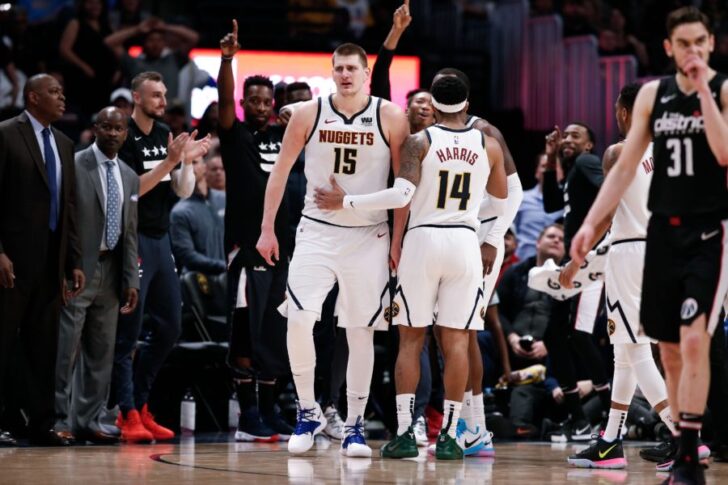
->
xmin=1 ymin=435 xmax=727 ymax=484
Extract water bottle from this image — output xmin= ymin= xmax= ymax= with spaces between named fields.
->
xmin=180 ymin=389 xmax=196 ymax=434
xmin=228 ymin=391 xmax=240 ymax=431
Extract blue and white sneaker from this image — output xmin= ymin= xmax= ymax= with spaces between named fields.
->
xmin=456 ymin=419 xmax=486 ymax=456
xmin=340 ymin=417 xmax=372 ymax=458
xmin=288 ymin=402 xmax=326 ymax=454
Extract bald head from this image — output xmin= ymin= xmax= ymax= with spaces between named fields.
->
xmin=23 ymin=73 xmax=65 ymax=125
xmin=94 ymin=106 xmax=128 ymax=158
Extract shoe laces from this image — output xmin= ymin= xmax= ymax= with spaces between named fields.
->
xmin=325 ymin=407 xmax=344 ymax=431
xmin=343 ymin=417 xmax=366 ymax=444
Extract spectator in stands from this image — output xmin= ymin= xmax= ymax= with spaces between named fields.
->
xmin=498 ymin=224 xmax=565 ymax=438
xmin=55 ymin=107 xmax=139 ymax=445
xmin=164 ymin=100 xmax=188 ymax=137
xmin=561 ymin=0 xmax=599 ymax=37
xmin=498 ymin=224 xmax=565 ymax=370
xmin=598 ymin=8 xmax=650 ymax=73
xmin=110 ymin=87 xmax=133 ymax=117
xmin=531 ymin=0 xmax=557 ymax=17
xmin=105 ymin=18 xmax=200 ymax=102
xmin=109 ymin=0 xmax=151 ymax=47
xmin=59 ymin=0 xmax=120 ymax=121
xmin=336 ymin=0 xmax=373 ymax=39
xmin=499 ymin=226 xmax=520 ymax=282
xmin=273 ymin=82 xmax=287 ymax=116
xmin=712 ymin=31 xmax=728 ymax=73
xmin=5 ymin=6 xmax=52 ymax=78
xmin=170 ymin=154 xmax=226 ymax=276
xmin=205 ymin=150 xmax=226 ymax=192
xmin=197 ymin=101 xmax=219 ymax=140
xmin=513 ymin=154 xmax=563 ymax=260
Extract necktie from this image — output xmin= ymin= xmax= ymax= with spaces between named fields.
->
xmin=42 ymin=128 xmax=58 ymax=231
xmin=105 ymin=160 xmax=121 ymax=250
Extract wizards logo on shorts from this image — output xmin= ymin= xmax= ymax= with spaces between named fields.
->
xmin=384 ymin=302 xmax=400 ymax=323
xmin=680 ymin=298 xmax=699 ymax=321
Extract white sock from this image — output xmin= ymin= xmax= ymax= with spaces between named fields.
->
xmin=462 ymin=391 xmax=475 ymax=429
xmin=344 ymin=328 xmax=375 ymax=426
xmin=287 ymin=310 xmax=318 ymax=407
xmin=659 ymin=406 xmax=677 ymax=435
xmin=603 ymin=408 xmax=628 ymax=442
xmin=442 ymin=400 xmax=463 ymax=439
xmin=472 ymin=393 xmax=487 ymax=433
xmin=396 ymin=394 xmax=415 ymax=435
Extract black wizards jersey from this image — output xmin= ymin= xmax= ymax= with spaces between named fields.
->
xmin=649 ymin=73 xmax=728 ymax=218
xmin=118 ymin=118 xmax=178 ymax=238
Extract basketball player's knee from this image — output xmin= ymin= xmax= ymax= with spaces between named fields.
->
xmin=286 ymin=310 xmax=317 ymax=373
xmin=613 ymin=345 xmax=631 ymax=369
xmin=619 ymin=343 xmax=653 ymax=367
xmin=680 ymin=324 xmax=709 ymax=361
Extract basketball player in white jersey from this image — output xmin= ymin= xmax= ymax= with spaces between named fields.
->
xmin=316 ymin=75 xmax=507 ymax=459
xmin=430 ymin=68 xmax=524 ymax=456
xmin=559 ymin=83 xmax=686 ymax=469
xmin=257 ymin=43 xmax=409 ymax=457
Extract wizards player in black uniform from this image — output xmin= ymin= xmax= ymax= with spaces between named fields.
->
xmin=572 ymin=7 xmax=728 ymax=484
xmin=218 ymin=20 xmax=293 ymax=442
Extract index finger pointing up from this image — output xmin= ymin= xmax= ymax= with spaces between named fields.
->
xmin=232 ymin=19 xmax=238 ymax=38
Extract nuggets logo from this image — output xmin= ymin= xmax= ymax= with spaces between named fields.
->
xmin=384 ymin=302 xmax=400 ymax=323
xmin=607 ymin=319 xmax=616 ymax=336
xmin=480 ymin=307 xmax=486 ymax=320
xmin=680 ymin=298 xmax=698 ymax=321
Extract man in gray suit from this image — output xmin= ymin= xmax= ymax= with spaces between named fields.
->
xmin=55 ymin=107 xmax=140 ymax=444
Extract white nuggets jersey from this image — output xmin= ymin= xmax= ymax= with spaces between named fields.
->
xmin=303 ymin=95 xmax=391 ymax=227
xmin=408 ymin=125 xmax=490 ymax=230
xmin=611 ymin=143 xmax=654 ymax=240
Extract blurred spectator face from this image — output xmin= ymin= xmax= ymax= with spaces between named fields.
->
xmin=504 ymin=230 xmax=518 ymax=259
xmin=113 ymin=98 xmax=133 ymax=117
xmin=121 ymin=0 xmax=141 ymax=13
xmin=561 ymin=124 xmax=593 ymax=160
xmin=609 ymin=8 xmax=626 ymax=32
xmin=242 ymin=85 xmax=273 ymax=130
xmin=192 ymin=157 xmax=207 ymax=183
xmin=536 ymin=225 xmax=565 ymax=263
xmin=286 ymin=87 xmax=313 ymax=105
xmin=534 ymin=154 xmax=548 ymax=184
xmin=94 ymin=108 xmax=128 ymax=156
xmin=164 ymin=108 xmax=186 ymax=136
xmin=332 ymin=54 xmax=369 ymax=97
xmin=599 ymin=29 xmax=618 ymax=52
xmin=406 ymin=92 xmax=434 ymax=129
xmin=27 ymin=75 xmax=66 ymax=123
xmin=81 ymin=0 xmax=103 ymax=20
xmin=205 ymin=155 xmax=225 ymax=191
xmin=133 ymin=79 xmax=167 ymax=119
xmin=143 ymin=30 xmax=166 ymax=60
xmin=666 ymin=22 xmax=714 ymax=75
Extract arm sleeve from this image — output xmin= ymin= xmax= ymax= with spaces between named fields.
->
xmin=343 ymin=177 xmax=415 ymax=211
xmin=370 ymin=45 xmax=394 ymax=100
xmin=484 ymin=173 xmax=524 ymax=247
xmin=170 ymin=208 xmax=227 ymax=274
xmin=542 ymin=169 xmax=564 ymax=213
xmin=170 ymin=163 xmax=195 ymax=198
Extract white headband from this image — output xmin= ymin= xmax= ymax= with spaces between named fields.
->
xmin=431 ymin=98 xmax=467 ymax=113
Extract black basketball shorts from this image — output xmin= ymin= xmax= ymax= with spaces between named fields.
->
xmin=641 ymin=215 xmax=728 ymax=343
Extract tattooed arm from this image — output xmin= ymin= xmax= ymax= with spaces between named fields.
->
xmin=313 ymin=131 xmax=429 ymax=211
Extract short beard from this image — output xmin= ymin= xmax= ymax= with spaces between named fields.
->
xmin=141 ymin=106 xmax=163 ymax=120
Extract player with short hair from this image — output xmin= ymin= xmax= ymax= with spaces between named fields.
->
xmin=571 ymin=7 xmax=728 ymax=484
xmin=256 ymin=41 xmax=410 ymax=457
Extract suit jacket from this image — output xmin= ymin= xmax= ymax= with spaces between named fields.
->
xmin=74 ymin=146 xmax=140 ymax=292
xmin=0 ymin=111 xmax=80 ymax=287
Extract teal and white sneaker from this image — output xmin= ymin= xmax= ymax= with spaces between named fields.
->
xmin=456 ymin=419 xmax=495 ymax=457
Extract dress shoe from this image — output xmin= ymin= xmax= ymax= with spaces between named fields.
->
xmin=75 ymin=429 xmax=120 ymax=445
xmin=0 ymin=429 xmax=17 ymax=447
xmin=28 ymin=430 xmax=73 ymax=447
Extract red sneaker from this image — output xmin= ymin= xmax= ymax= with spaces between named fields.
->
xmin=425 ymin=405 xmax=443 ymax=439
xmin=141 ymin=404 xmax=175 ymax=441
xmin=117 ymin=409 xmax=154 ymax=443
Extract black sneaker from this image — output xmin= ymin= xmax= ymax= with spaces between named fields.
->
xmin=548 ymin=418 xmax=592 ymax=443
xmin=262 ymin=412 xmax=295 ymax=441
xmin=661 ymin=463 xmax=706 ymax=485
xmin=641 ymin=439 xmax=674 ymax=463
xmin=567 ymin=437 xmax=627 ymax=469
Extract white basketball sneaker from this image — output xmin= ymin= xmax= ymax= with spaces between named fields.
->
xmin=413 ymin=416 xmax=429 ymax=447
xmin=288 ymin=402 xmax=326 ymax=454
xmin=323 ymin=405 xmax=345 ymax=440
xmin=340 ymin=417 xmax=372 ymax=458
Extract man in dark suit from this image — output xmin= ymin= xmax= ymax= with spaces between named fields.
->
xmin=0 ymin=74 xmax=85 ymax=446
xmin=55 ymin=107 xmax=139 ymax=444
